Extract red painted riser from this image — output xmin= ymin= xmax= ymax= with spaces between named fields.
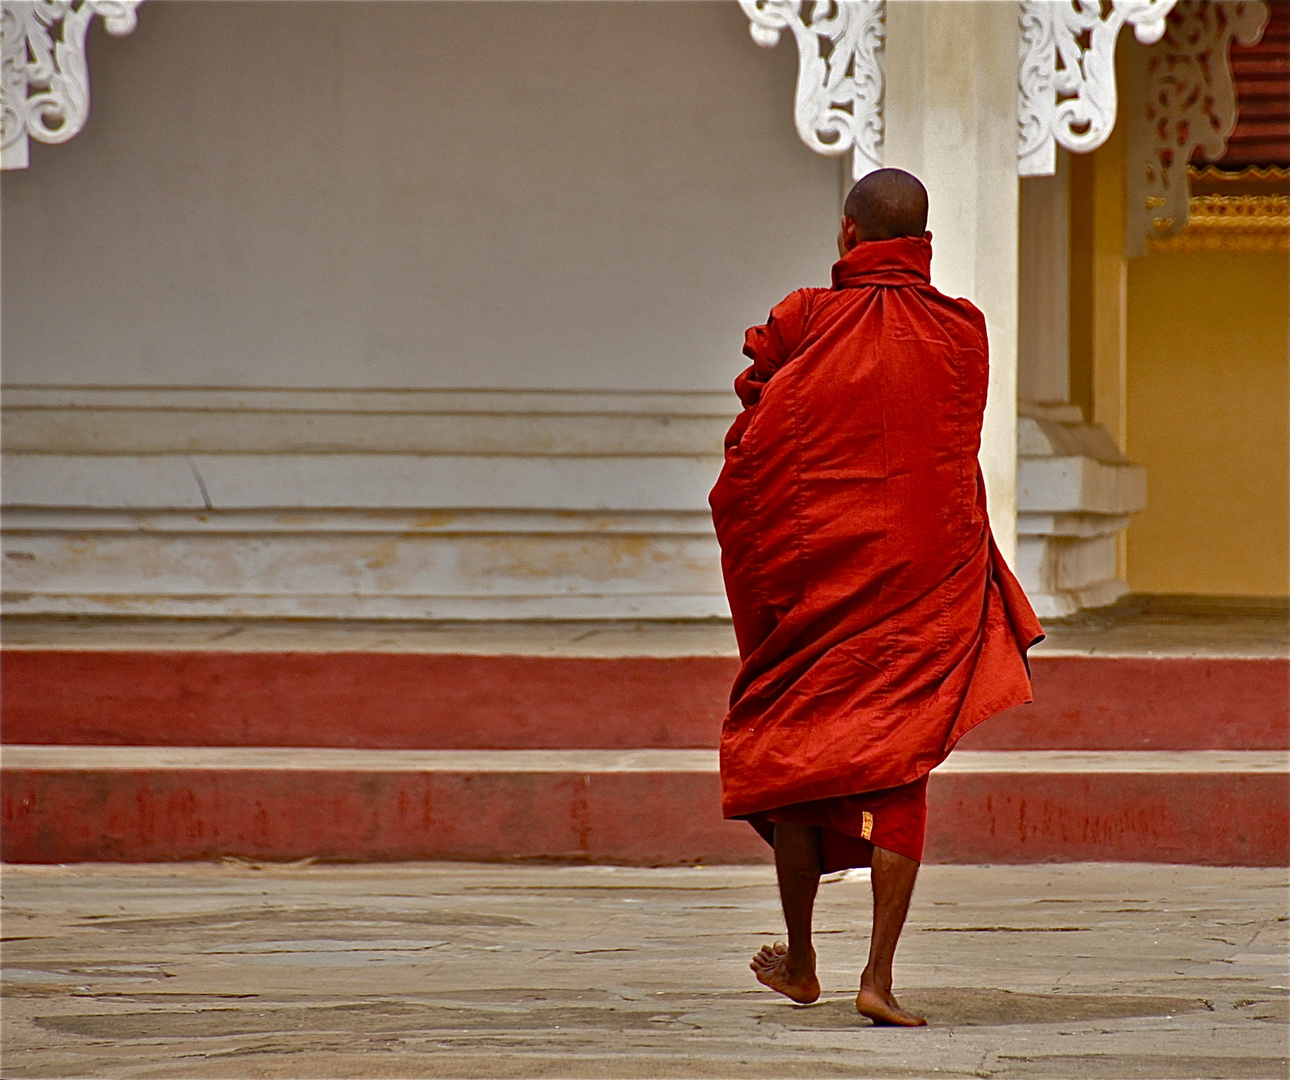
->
xmin=958 ymin=657 xmax=1290 ymax=751
xmin=923 ymin=773 xmax=1289 ymax=866
xmin=0 ymin=769 xmax=764 ymax=865
xmin=3 ymin=769 xmax=1285 ymax=866
xmin=0 ymin=653 xmax=734 ymax=750
xmin=3 ymin=652 xmax=1287 ymax=750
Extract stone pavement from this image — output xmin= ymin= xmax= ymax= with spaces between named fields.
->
xmin=2 ymin=862 xmax=1286 ymax=1079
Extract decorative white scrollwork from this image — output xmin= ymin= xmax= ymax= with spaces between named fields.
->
xmin=1126 ymin=0 xmax=1269 ymax=251
xmin=1019 ymin=0 xmax=1178 ymax=177
xmin=1 ymin=0 xmax=141 ymax=170
xmin=739 ymin=0 xmax=885 ymax=180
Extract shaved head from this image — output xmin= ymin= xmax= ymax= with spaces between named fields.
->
xmin=843 ymin=168 xmax=928 ymax=241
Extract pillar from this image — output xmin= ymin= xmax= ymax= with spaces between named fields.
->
xmin=1018 ymin=154 xmax=1071 ymax=405
xmin=1089 ymin=118 xmax=1130 ymax=453
xmin=1070 ymin=88 xmax=1133 ymax=580
xmin=882 ymin=0 xmax=1021 ymax=566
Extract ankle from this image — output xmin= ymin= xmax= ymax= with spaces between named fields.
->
xmin=786 ymin=944 xmax=816 ymax=973
xmin=860 ymin=969 xmax=892 ymax=993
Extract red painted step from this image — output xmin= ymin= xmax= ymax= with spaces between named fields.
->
xmin=5 ymin=641 xmax=1284 ymax=867
xmin=3 ymin=761 xmax=1284 ymax=866
xmin=3 ymin=651 xmax=1286 ymax=750
xmin=958 ymin=657 xmax=1290 ymax=751
xmin=0 ymin=652 xmax=734 ymax=749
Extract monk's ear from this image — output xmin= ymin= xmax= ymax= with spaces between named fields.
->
xmin=838 ymin=216 xmax=859 ymax=255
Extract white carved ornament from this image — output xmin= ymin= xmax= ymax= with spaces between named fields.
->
xmin=1018 ymin=0 xmax=1179 ymax=176
xmin=738 ymin=0 xmax=885 ymax=180
xmin=1127 ymin=0 xmax=1269 ymax=251
xmin=741 ymin=0 xmax=1185 ymax=180
xmin=1 ymin=0 xmax=141 ymax=170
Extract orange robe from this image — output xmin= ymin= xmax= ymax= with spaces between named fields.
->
xmin=709 ymin=234 xmax=1043 ymax=870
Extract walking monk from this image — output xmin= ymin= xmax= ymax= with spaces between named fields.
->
xmin=710 ymin=168 xmax=1043 ymax=1026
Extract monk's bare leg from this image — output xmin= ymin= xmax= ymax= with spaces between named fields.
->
xmin=751 ymin=822 xmax=822 ymax=1003
xmin=856 ymin=845 xmax=926 ymax=1026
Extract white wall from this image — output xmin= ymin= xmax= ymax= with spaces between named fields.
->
xmin=1 ymin=386 xmax=735 ymax=619
xmin=2 ymin=2 xmax=843 ymax=619
xmin=1 ymin=1 xmax=838 ymax=391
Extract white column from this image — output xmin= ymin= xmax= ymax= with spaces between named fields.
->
xmin=882 ymin=1 xmax=1021 ymax=566
xmin=1018 ymin=153 xmax=1071 ymax=405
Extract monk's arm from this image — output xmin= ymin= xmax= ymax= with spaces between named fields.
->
xmin=726 ymin=291 xmax=812 ymax=451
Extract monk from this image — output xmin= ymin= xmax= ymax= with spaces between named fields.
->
xmin=710 ymin=168 xmax=1043 ymax=1026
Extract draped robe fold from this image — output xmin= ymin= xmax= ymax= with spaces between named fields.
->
xmin=709 ymin=235 xmax=1043 ymax=863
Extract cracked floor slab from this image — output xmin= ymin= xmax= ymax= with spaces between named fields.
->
xmin=1 ymin=862 xmax=1286 ymax=1079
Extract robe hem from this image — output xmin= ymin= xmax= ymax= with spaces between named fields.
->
xmin=719 ymin=681 xmax=1034 ymax=820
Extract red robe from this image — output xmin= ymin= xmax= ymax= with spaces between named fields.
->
xmin=710 ymin=234 xmax=1043 ymax=856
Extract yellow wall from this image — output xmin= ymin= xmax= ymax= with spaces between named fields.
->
xmin=1125 ymin=251 xmax=1289 ymax=596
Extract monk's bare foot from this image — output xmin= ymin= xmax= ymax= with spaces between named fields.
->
xmin=750 ymin=941 xmax=820 ymax=1004
xmin=856 ymin=981 xmax=926 ymax=1026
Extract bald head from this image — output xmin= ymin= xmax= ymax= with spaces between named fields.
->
xmin=843 ymin=168 xmax=928 ymax=242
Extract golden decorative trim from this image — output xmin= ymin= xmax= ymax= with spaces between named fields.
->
xmin=1189 ymin=164 xmax=1290 ymax=185
xmin=1187 ymin=165 xmax=1290 ymax=199
xmin=861 ymin=811 xmax=873 ymax=841
xmin=1148 ymin=194 xmax=1290 ymax=254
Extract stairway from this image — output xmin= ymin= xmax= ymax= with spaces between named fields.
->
xmin=3 ymin=601 xmax=1286 ymax=865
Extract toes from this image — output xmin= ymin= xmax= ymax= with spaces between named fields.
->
xmin=752 ymin=942 xmax=791 ymax=972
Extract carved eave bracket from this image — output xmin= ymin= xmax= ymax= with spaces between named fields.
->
xmin=1018 ymin=0 xmax=1179 ymax=178
xmin=1 ymin=0 xmax=142 ymax=170
xmin=1126 ymin=0 xmax=1270 ymax=254
xmin=739 ymin=0 xmax=1183 ymax=180
xmin=740 ymin=0 xmax=1243 ymax=190
xmin=739 ymin=0 xmax=886 ymax=181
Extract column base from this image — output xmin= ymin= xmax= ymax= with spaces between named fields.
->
xmin=1017 ymin=403 xmax=1147 ymax=617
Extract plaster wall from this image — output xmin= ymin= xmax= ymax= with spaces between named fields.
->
xmin=0 ymin=1 xmax=844 ymax=619
xmin=1125 ymin=251 xmax=1290 ymax=597
xmin=1 ymin=1 xmax=837 ymax=392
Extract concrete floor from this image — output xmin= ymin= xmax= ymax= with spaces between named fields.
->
xmin=2 ymin=862 xmax=1286 ymax=1079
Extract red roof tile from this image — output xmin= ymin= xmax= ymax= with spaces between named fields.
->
xmin=1215 ymin=0 xmax=1290 ymax=168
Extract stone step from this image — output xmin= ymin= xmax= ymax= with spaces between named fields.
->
xmin=3 ymin=747 xmax=1285 ymax=866
xmin=3 ymin=651 xmax=1286 ymax=750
